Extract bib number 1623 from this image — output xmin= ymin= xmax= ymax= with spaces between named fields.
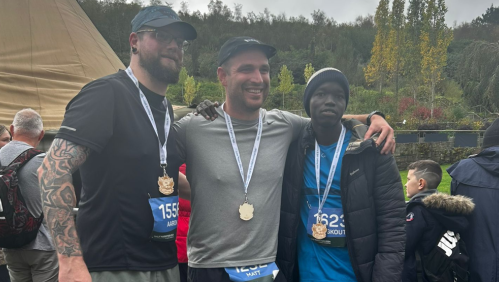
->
xmin=314 ymin=212 xmax=345 ymax=228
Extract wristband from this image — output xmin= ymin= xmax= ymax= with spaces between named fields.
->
xmin=367 ymin=111 xmax=385 ymax=126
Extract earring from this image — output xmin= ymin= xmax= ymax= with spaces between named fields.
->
xmin=132 ymin=47 xmax=138 ymax=54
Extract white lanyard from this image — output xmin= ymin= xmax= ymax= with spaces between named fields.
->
xmin=315 ymin=125 xmax=346 ymax=215
xmin=125 ymin=67 xmax=170 ymax=167
xmin=222 ymin=103 xmax=263 ymax=200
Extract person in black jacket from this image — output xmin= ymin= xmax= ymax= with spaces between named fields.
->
xmin=277 ymin=68 xmax=406 ymax=282
xmin=402 ymin=160 xmax=474 ymax=282
xmin=448 ymin=118 xmax=499 ymax=282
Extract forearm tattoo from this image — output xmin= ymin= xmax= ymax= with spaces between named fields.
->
xmin=38 ymin=138 xmax=90 ymax=257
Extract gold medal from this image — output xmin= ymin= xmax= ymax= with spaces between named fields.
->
xmin=239 ymin=202 xmax=254 ymax=221
xmin=312 ymin=222 xmax=327 ymax=239
xmin=158 ymin=174 xmax=174 ymax=195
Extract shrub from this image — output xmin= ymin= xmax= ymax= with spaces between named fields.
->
xmin=399 ymin=97 xmax=416 ymax=115
xmin=413 ymin=106 xmax=431 ymax=120
xmin=433 ymin=108 xmax=444 ymax=120
xmin=418 ymin=122 xmax=442 ymax=131
xmin=449 ymin=105 xmax=467 ymax=121
xmin=457 ymin=124 xmax=473 ymax=130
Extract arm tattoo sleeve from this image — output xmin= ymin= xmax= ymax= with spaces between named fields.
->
xmin=38 ymin=138 xmax=90 ymax=257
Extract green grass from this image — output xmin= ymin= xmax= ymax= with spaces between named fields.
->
xmin=399 ymin=164 xmax=452 ymax=201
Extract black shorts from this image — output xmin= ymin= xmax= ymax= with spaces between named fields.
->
xmin=188 ymin=266 xmax=287 ymax=282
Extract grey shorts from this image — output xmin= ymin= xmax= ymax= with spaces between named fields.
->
xmin=3 ymin=249 xmax=58 ymax=282
xmin=90 ymin=265 xmax=180 ymax=282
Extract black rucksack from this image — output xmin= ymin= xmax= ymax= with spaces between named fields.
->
xmin=0 ymin=148 xmax=44 ymax=248
xmin=417 ymin=230 xmax=470 ymax=282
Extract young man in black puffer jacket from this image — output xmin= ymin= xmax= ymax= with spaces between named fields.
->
xmin=403 ymin=160 xmax=474 ymax=282
xmin=276 ymin=68 xmax=406 ymax=282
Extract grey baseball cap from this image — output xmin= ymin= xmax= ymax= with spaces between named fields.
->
xmin=131 ymin=6 xmax=197 ymax=40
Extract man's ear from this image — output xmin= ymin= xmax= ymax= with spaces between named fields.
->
xmin=9 ymin=125 xmax=14 ymax=139
xmin=129 ymin=32 xmax=139 ymax=52
xmin=38 ymin=130 xmax=45 ymax=142
xmin=217 ymin=67 xmax=228 ymax=87
xmin=418 ymin=178 xmax=426 ymax=191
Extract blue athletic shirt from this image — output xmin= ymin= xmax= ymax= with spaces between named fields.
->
xmin=297 ymin=130 xmax=357 ymax=282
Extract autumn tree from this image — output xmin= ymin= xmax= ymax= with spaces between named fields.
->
xmin=420 ymin=0 xmax=453 ymax=117
xmin=365 ymin=0 xmax=391 ymax=93
xmin=184 ymin=76 xmax=197 ymax=106
xmin=304 ymin=63 xmax=315 ymax=83
xmin=387 ymin=0 xmax=405 ymax=104
xmin=179 ymin=67 xmax=188 ymax=97
xmin=403 ymin=0 xmax=425 ymax=101
xmin=277 ymin=65 xmax=294 ymax=109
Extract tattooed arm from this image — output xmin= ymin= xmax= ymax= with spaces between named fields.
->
xmin=38 ymin=138 xmax=92 ymax=282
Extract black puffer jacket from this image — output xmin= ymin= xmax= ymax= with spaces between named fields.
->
xmin=403 ymin=190 xmax=474 ymax=282
xmin=276 ymin=119 xmax=406 ymax=282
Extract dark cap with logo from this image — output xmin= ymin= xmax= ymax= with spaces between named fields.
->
xmin=131 ymin=6 xmax=197 ymax=40
xmin=218 ymin=36 xmax=277 ymax=66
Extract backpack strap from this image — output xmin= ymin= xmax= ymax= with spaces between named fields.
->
xmin=7 ymin=148 xmax=43 ymax=169
xmin=0 ymin=148 xmax=43 ymax=219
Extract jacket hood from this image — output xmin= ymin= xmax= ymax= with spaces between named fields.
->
xmin=423 ymin=193 xmax=475 ymax=215
xmin=423 ymin=193 xmax=474 ymax=232
xmin=447 ymin=146 xmax=499 ymax=187
xmin=471 ymin=147 xmax=499 ymax=176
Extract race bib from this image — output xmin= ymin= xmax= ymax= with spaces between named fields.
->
xmin=307 ymin=207 xmax=346 ymax=247
xmin=149 ymin=196 xmax=178 ymax=242
xmin=225 ymin=263 xmax=279 ymax=282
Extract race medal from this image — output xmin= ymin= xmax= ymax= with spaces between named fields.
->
xmin=307 ymin=207 xmax=346 ymax=247
xmin=239 ymin=202 xmax=254 ymax=221
xmin=312 ymin=222 xmax=327 ymax=239
xmin=223 ymin=104 xmax=263 ymax=223
xmin=312 ymin=126 xmax=346 ymax=241
xmin=158 ymin=174 xmax=174 ymax=195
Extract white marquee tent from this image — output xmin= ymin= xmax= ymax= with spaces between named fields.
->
xmin=0 ymin=0 xmax=125 ymax=129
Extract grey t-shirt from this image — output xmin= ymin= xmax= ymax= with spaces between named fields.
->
xmin=0 ymin=141 xmax=55 ymax=251
xmin=175 ymin=108 xmax=307 ymax=268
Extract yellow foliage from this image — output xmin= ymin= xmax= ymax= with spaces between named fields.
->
xmin=184 ymin=75 xmax=196 ymax=106
xmin=304 ymin=63 xmax=315 ymax=83
xmin=364 ymin=0 xmax=391 ymax=89
xmin=277 ymin=65 xmax=294 ymax=95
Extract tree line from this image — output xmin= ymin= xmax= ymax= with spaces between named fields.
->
xmin=77 ymin=0 xmax=499 ymax=127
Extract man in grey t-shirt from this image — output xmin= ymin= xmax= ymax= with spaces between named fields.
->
xmin=175 ymin=37 xmax=395 ymax=282
xmin=0 ymin=109 xmax=58 ymax=282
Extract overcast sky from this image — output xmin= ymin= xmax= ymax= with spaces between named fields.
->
xmin=161 ymin=0 xmax=498 ymax=26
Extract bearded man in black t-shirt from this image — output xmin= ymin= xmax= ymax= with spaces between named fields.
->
xmin=37 ymin=6 xmax=196 ymax=282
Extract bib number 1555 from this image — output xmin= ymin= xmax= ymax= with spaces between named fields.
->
xmin=158 ymin=202 xmax=178 ymax=219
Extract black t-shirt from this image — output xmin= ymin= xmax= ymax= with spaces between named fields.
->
xmin=56 ymin=70 xmax=181 ymax=272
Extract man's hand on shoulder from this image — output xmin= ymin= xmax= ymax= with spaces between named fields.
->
xmin=364 ymin=114 xmax=395 ymax=154
xmin=58 ymin=256 xmax=91 ymax=282
xmin=194 ymin=100 xmax=219 ymax=120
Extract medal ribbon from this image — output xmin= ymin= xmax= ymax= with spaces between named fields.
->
xmin=222 ymin=103 xmax=263 ymax=200
xmin=315 ymin=125 xmax=346 ymax=217
xmin=125 ymin=67 xmax=170 ymax=167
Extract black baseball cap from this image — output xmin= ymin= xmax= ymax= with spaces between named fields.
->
xmin=131 ymin=6 xmax=197 ymax=40
xmin=218 ymin=36 xmax=277 ymax=66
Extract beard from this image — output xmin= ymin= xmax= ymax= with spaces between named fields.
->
xmin=139 ymin=51 xmax=181 ymax=84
